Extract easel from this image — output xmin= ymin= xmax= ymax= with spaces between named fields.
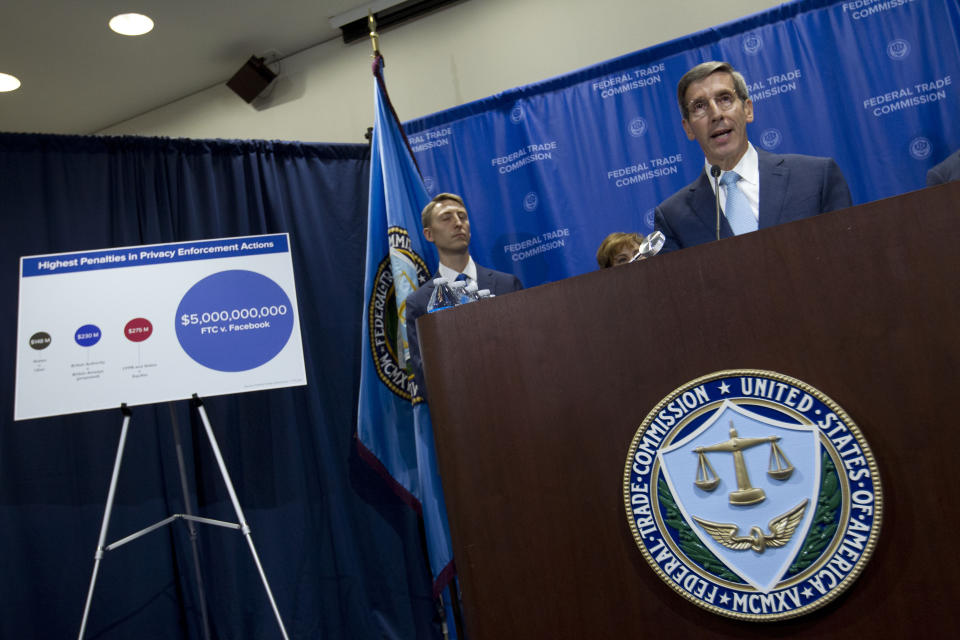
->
xmin=78 ymin=395 xmax=289 ymax=640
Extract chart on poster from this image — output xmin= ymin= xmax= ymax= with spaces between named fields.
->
xmin=15 ymin=234 xmax=307 ymax=420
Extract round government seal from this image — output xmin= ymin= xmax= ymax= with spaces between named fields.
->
xmin=886 ymin=38 xmax=910 ymax=61
xmin=759 ymin=128 xmax=782 ymax=151
xmin=523 ymin=192 xmax=539 ymax=212
xmin=628 ymin=117 xmax=648 ymax=138
xmin=742 ymin=32 xmax=763 ymax=55
xmin=366 ymin=227 xmax=430 ymax=400
xmin=623 ymin=370 xmax=882 ymax=621
xmin=909 ymin=137 xmax=932 ymax=161
xmin=643 ymin=208 xmax=656 ymax=230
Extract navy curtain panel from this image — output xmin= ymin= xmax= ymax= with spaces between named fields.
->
xmin=0 ymin=133 xmax=438 ymax=639
xmin=404 ymin=0 xmax=960 ymax=286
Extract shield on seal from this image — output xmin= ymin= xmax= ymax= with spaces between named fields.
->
xmin=659 ymin=399 xmax=820 ymax=592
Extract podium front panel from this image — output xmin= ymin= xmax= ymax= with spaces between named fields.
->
xmin=418 ymin=183 xmax=960 ymax=639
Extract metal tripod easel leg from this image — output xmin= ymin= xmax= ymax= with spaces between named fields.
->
xmin=190 ymin=394 xmax=289 ymax=640
xmin=78 ymin=404 xmax=132 ymax=640
xmin=78 ymin=398 xmax=290 ymax=640
xmin=169 ymin=402 xmax=212 ymax=640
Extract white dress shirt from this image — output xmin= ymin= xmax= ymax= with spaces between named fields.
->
xmin=705 ymin=142 xmax=760 ymax=223
xmin=438 ymin=256 xmax=477 ymax=283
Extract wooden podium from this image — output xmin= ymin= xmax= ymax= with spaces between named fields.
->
xmin=417 ymin=183 xmax=960 ymax=638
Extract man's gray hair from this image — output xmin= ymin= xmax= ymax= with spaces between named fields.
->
xmin=676 ymin=61 xmax=750 ymax=120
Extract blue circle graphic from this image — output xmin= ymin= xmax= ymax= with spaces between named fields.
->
xmin=175 ymin=270 xmax=295 ymax=372
xmin=75 ymin=324 xmax=102 ymax=347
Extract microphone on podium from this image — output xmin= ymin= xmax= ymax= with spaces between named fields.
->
xmin=711 ymin=165 xmax=722 ymax=241
xmin=629 ymin=230 xmax=666 ymax=262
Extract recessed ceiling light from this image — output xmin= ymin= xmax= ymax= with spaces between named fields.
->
xmin=109 ymin=13 xmax=155 ymax=36
xmin=0 ymin=72 xmax=21 ymax=92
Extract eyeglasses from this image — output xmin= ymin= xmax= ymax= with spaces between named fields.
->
xmin=686 ymin=92 xmax=739 ymax=120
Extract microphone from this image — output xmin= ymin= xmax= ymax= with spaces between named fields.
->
xmin=711 ymin=165 xmax=722 ymax=241
xmin=629 ymin=231 xmax=666 ymax=262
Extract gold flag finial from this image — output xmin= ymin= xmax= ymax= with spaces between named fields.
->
xmin=368 ymin=11 xmax=380 ymax=57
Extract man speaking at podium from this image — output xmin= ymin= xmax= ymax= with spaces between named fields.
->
xmin=405 ymin=193 xmax=523 ymax=395
xmin=654 ymin=61 xmax=852 ymax=252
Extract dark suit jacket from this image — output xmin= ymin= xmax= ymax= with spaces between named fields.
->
xmin=927 ymin=150 xmax=960 ymax=186
xmin=654 ymin=149 xmax=852 ymax=252
xmin=405 ymin=264 xmax=523 ymax=398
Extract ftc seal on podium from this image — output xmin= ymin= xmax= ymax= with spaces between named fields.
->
xmin=623 ymin=370 xmax=882 ymax=620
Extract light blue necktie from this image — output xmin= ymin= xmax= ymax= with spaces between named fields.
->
xmin=720 ymin=171 xmax=757 ymax=235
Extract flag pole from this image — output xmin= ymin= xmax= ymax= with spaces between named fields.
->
xmin=368 ymin=12 xmax=380 ymax=58
xmin=361 ymin=15 xmax=463 ymax=639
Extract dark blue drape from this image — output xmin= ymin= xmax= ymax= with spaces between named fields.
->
xmin=404 ymin=0 xmax=960 ymax=285
xmin=0 ymin=133 xmax=438 ymax=639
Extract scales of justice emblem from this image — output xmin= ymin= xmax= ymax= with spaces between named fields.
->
xmin=690 ymin=421 xmax=808 ymax=554
xmin=624 ymin=371 xmax=883 ymax=621
xmin=658 ymin=399 xmax=820 ymax=593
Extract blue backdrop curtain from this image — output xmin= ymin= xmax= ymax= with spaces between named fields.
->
xmin=0 ymin=133 xmax=439 ymax=639
xmin=4 ymin=1 xmax=960 ymax=637
xmin=404 ymin=0 xmax=960 ymax=286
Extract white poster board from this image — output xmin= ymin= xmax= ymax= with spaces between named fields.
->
xmin=15 ymin=233 xmax=307 ymax=420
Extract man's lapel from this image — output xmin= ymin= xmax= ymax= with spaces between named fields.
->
xmin=690 ymin=172 xmax=733 ymax=239
xmin=758 ymin=150 xmax=788 ymax=229
xmin=476 ymin=266 xmax=494 ymax=292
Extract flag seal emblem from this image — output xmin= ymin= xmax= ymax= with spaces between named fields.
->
xmin=366 ymin=227 xmax=429 ymax=400
xmin=623 ymin=369 xmax=882 ymax=620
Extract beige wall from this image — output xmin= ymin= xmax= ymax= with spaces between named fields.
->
xmin=99 ymin=0 xmax=784 ymax=143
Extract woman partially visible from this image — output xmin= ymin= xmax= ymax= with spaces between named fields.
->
xmin=596 ymin=232 xmax=645 ymax=268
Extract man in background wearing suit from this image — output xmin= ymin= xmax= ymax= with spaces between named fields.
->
xmin=405 ymin=192 xmax=523 ymax=396
xmin=654 ymin=61 xmax=852 ymax=252
xmin=927 ymin=149 xmax=960 ymax=186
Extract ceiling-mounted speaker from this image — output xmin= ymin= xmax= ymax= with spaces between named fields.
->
xmin=226 ymin=56 xmax=278 ymax=103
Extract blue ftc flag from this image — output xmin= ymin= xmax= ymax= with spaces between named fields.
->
xmin=356 ymin=54 xmax=456 ymax=595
